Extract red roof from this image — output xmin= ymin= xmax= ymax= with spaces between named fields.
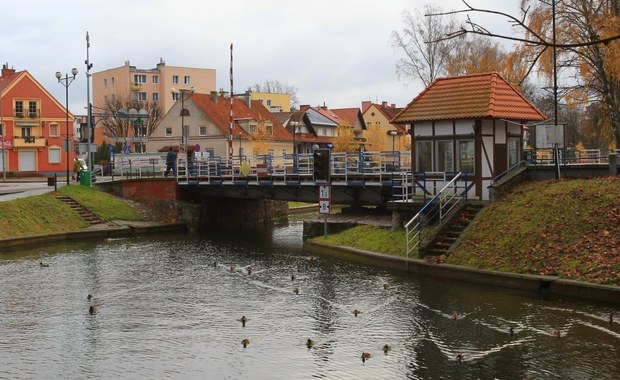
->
xmin=392 ymin=72 xmax=546 ymax=123
xmin=331 ymin=108 xmax=363 ymax=128
xmin=191 ymin=94 xmax=292 ymax=141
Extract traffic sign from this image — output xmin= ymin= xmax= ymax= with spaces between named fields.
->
xmin=318 ymin=184 xmax=331 ymax=215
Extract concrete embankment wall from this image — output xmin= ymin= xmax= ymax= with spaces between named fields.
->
xmin=304 ymin=241 xmax=620 ymax=305
xmin=0 ymin=223 xmax=187 ymax=252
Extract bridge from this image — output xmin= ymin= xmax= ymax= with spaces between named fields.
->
xmin=169 ymin=151 xmax=466 ymax=206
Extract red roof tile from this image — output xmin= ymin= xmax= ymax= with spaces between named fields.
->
xmin=191 ymin=93 xmax=292 ymax=141
xmin=392 ymin=72 xmax=546 ymax=123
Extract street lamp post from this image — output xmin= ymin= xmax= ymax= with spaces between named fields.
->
xmin=56 ymin=68 xmax=78 ymax=185
xmin=289 ymin=120 xmax=299 ymax=170
xmin=171 ymin=87 xmax=194 ymax=152
xmin=388 ymin=130 xmax=399 ymax=172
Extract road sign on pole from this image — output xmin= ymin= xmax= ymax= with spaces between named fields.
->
xmin=319 ymin=184 xmax=331 ymax=215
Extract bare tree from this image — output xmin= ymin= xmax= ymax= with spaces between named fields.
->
xmin=429 ymin=0 xmax=620 ymax=147
xmin=250 ymin=80 xmax=299 ymax=109
xmin=98 ymin=94 xmax=162 ymax=140
xmin=390 ymin=4 xmax=459 ymax=87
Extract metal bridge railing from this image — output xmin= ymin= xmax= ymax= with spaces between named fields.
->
xmin=404 ymin=172 xmax=468 ymax=260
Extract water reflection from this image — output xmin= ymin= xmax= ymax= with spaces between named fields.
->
xmin=0 ymin=218 xmax=618 ymax=379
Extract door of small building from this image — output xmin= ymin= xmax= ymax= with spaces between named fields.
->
xmin=18 ymin=150 xmax=36 ymax=172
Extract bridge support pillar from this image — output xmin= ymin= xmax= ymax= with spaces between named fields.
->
xmin=391 ymin=210 xmax=403 ymax=230
xmin=610 ymin=153 xmax=617 ymax=176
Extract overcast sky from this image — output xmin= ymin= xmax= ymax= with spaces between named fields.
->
xmin=1 ymin=0 xmax=520 ymax=114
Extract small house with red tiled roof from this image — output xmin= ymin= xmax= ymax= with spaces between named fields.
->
xmin=146 ymin=92 xmax=292 ymax=159
xmin=392 ymin=72 xmax=546 ymax=200
xmin=0 ymin=64 xmax=76 ymax=178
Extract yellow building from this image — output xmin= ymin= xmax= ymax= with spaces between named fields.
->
xmin=92 ymin=59 xmax=216 ymax=116
xmin=361 ymin=101 xmax=406 ymax=151
xmin=249 ymin=92 xmax=291 ymax=112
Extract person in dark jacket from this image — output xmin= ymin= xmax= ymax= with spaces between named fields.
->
xmin=164 ymin=148 xmax=177 ymax=177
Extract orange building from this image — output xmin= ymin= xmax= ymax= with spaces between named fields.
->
xmin=0 ymin=64 xmax=75 ymax=178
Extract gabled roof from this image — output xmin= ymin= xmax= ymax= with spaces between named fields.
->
xmin=331 ymin=108 xmax=366 ymax=129
xmin=1 ymin=69 xmax=73 ymax=119
xmin=306 ymin=108 xmax=339 ymax=127
xmin=366 ymin=102 xmax=402 ymax=121
xmin=392 ymin=72 xmax=546 ymax=124
xmin=191 ymin=94 xmax=291 ymax=140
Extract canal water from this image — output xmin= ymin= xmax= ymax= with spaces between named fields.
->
xmin=1 ymin=215 xmax=619 ymax=379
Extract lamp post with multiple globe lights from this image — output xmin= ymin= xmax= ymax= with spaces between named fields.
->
xmin=55 ymin=68 xmax=78 ymax=185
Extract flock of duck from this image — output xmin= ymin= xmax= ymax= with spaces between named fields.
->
xmin=39 ymin=258 xmax=617 ymax=365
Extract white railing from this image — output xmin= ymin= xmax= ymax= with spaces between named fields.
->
xmin=404 ymin=172 xmax=467 ymax=260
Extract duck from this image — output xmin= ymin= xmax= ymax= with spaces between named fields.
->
xmin=382 ymin=344 xmax=392 ymax=354
xmin=39 ymin=262 xmax=49 ymax=268
xmin=89 ymin=305 xmax=96 ymax=315
xmin=353 ymin=309 xmax=361 ymax=317
xmin=383 ymin=283 xmax=390 ymax=290
xmin=361 ymin=352 xmax=371 ymax=363
xmin=87 ymin=294 xmax=94 ymax=301
xmin=246 ymin=267 xmax=252 ymax=275
xmin=306 ymin=339 xmax=314 ymax=348
xmin=553 ymin=330 xmax=561 ymax=338
xmin=456 ymin=354 xmax=464 ymax=363
xmin=229 ymin=266 xmax=236 ymax=273
xmin=239 ymin=316 xmax=248 ymax=327
xmin=451 ymin=312 xmax=460 ymax=320
xmin=293 ymin=287 xmax=299 ymax=295
xmin=291 ymin=274 xmax=296 ymax=281
xmin=241 ymin=338 xmax=250 ymax=348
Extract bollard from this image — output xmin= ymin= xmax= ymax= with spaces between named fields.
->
xmin=610 ymin=153 xmax=617 ymax=176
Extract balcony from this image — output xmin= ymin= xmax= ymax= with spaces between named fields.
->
xmin=13 ymin=136 xmax=47 ymax=148
xmin=130 ymin=82 xmax=142 ymax=91
xmin=28 ymin=110 xmax=40 ymax=118
xmin=14 ymin=111 xmax=24 ymax=118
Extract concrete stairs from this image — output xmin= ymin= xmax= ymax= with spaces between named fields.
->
xmin=54 ymin=195 xmax=104 ymax=225
xmin=424 ymin=203 xmax=485 ymax=256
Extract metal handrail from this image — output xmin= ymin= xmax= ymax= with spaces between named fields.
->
xmin=404 ymin=172 xmax=467 ymax=261
xmin=490 ymin=160 xmax=527 ymax=185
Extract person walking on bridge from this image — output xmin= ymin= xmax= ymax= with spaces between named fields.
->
xmin=165 ymin=148 xmax=177 ymax=177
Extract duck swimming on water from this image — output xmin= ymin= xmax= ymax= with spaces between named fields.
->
xmin=353 ymin=309 xmax=361 ymax=317
xmin=361 ymin=352 xmax=371 ymax=363
xmin=241 ymin=338 xmax=250 ymax=348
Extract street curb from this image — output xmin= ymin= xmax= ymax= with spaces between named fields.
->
xmin=0 ymin=223 xmax=187 ymax=251
xmin=304 ymin=240 xmax=620 ymax=304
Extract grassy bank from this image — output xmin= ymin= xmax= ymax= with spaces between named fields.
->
xmin=312 ymin=177 xmax=620 ymax=286
xmin=0 ymin=185 xmax=142 ymax=240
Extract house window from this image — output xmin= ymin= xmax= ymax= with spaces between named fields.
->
xmin=136 ymin=92 xmax=147 ymax=101
xmin=267 ymin=99 xmax=272 ymax=106
xmin=153 ymin=92 xmax=159 ymax=102
xmin=49 ymin=147 xmax=61 ymax=164
xmin=15 ymin=101 xmax=24 ymax=117
xmin=184 ymin=75 xmax=190 ymax=84
xmin=436 ymin=140 xmax=454 ymax=172
xmin=282 ymin=148 xmax=287 ymax=156
xmin=49 ymin=123 xmax=59 ymax=137
xmin=458 ymin=140 xmax=475 ymax=173
xmin=0 ymin=122 xmax=3 ymax=136
xmin=104 ymin=78 xmax=107 ymax=87
xmin=172 ymin=75 xmax=179 ymax=84
xmin=104 ymin=95 xmax=108 ymax=103
xmin=416 ymin=141 xmax=433 ymax=172
xmin=165 ymin=127 xmax=173 ymax=137
xmin=134 ymin=74 xmax=147 ymax=84
xmin=249 ymin=125 xmax=257 ymax=134
xmin=111 ymin=77 xmax=115 ymax=85
xmin=508 ymin=138 xmax=520 ymax=167
xmin=266 ymin=125 xmax=273 ymax=135
xmin=152 ymin=75 xmax=159 ymax=84
xmin=199 ymin=126 xmax=207 ymax=136
xmin=29 ymin=101 xmax=38 ymax=117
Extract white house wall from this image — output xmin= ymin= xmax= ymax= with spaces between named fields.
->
xmin=482 ymin=136 xmax=494 ymax=178
xmin=434 ymin=120 xmax=453 ymax=135
xmin=413 ymin=122 xmax=433 ymax=136
xmin=481 ymin=119 xmax=494 ymax=135
xmin=454 ymin=120 xmax=474 ymax=134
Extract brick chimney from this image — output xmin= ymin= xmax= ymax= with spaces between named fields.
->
xmin=1 ymin=63 xmax=15 ymax=78
xmin=361 ymin=101 xmax=372 ymax=113
xmin=381 ymin=101 xmax=388 ymax=107
xmin=210 ymin=91 xmax=218 ymax=103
